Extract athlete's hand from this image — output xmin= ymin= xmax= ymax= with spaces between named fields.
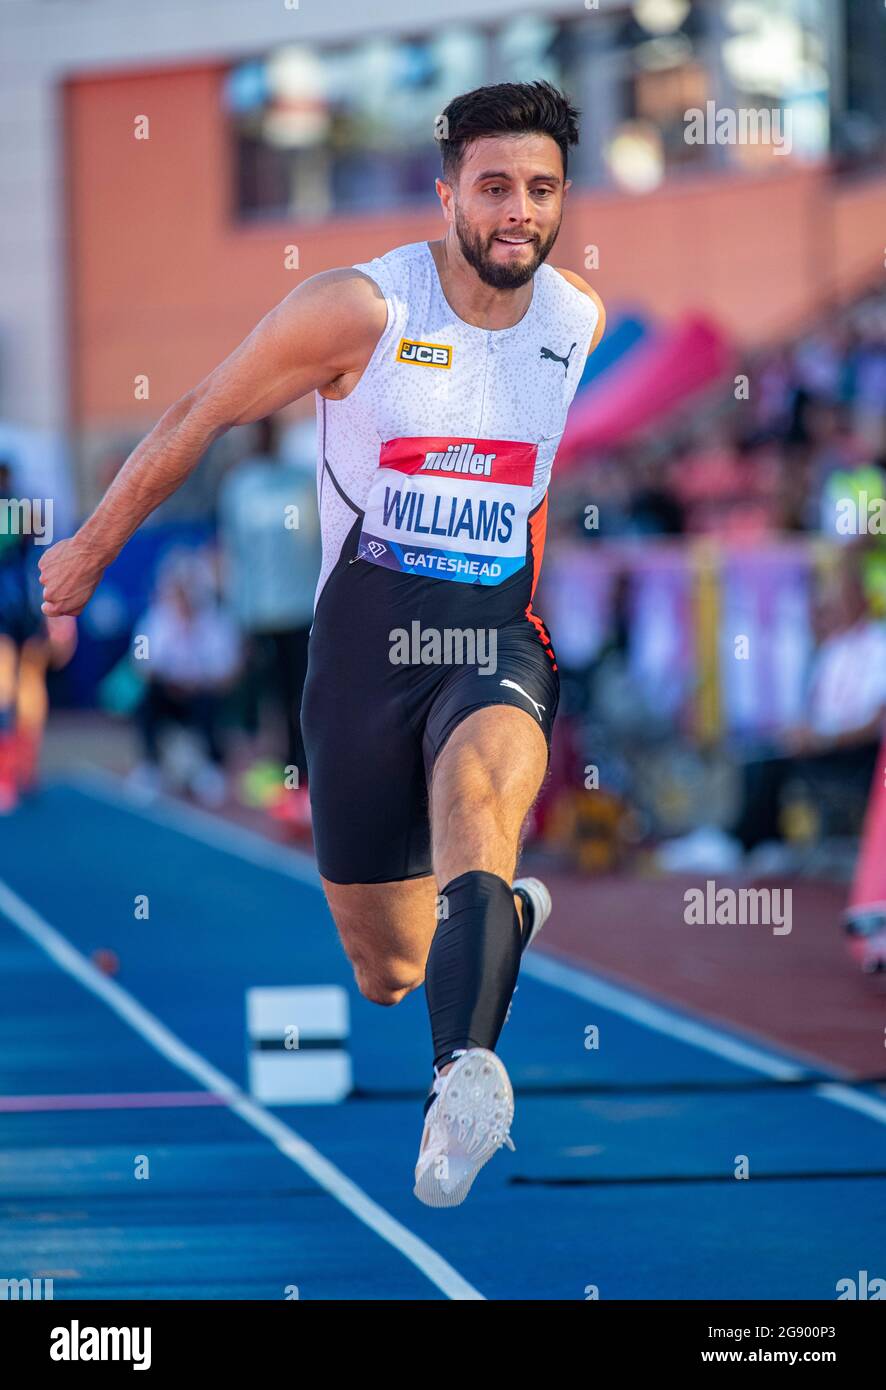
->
xmin=39 ymin=536 xmax=109 ymax=617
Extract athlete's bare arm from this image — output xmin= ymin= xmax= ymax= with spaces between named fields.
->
xmin=553 ymin=268 xmax=606 ymax=354
xmin=39 ymin=270 xmax=387 ymax=617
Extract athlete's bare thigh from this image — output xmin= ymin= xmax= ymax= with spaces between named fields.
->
xmin=320 ymin=704 xmax=546 ymax=1003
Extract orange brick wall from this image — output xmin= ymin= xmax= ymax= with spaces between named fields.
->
xmin=66 ymin=62 xmax=886 ymax=435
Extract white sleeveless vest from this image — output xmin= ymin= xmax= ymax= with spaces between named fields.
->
xmin=314 ymin=239 xmax=598 ymax=605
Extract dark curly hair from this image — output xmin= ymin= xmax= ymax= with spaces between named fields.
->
xmin=437 ymin=80 xmax=581 ymax=186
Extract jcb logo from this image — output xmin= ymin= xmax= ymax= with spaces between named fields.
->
xmin=396 ymin=337 xmax=452 ymax=369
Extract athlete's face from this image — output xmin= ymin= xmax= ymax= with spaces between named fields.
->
xmin=443 ymin=133 xmax=569 ymax=290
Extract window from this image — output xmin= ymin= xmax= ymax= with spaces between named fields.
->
xmin=227 ymin=29 xmax=487 ymax=221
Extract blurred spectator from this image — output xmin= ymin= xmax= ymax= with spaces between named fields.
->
xmin=541 ymin=285 xmax=886 ymax=869
xmin=846 ymin=302 xmax=886 ymax=455
xmin=670 ymin=433 xmax=781 ymax=539
xmin=747 ymin=347 xmax=794 ymax=443
xmin=0 ymin=459 xmax=76 ymax=812
xmin=574 ymin=287 xmax=886 ymax=549
xmin=131 ymin=549 xmax=241 ymax=807
xmin=626 ymin=451 xmax=685 ymax=536
xmin=733 ymin=556 xmax=886 ymax=848
xmin=806 ymin=403 xmax=869 ymax=533
xmin=661 ymin=554 xmax=886 ymax=872
xmin=217 ymin=415 xmax=321 ymax=823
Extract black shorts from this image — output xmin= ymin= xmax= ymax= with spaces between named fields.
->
xmin=301 ymin=510 xmax=559 ymax=884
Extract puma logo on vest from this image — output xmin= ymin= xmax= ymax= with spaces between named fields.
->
xmin=539 ymin=342 xmax=576 ymax=375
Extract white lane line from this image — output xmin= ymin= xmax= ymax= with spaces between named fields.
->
xmin=815 ymin=1082 xmax=886 ymax=1125
xmin=0 ymin=876 xmax=484 ymax=1302
xmin=521 ymin=949 xmax=805 ymax=1080
xmin=66 ymin=772 xmax=886 ymax=1128
xmin=523 ymin=950 xmax=886 ymax=1125
xmin=66 ymin=767 xmax=320 ymax=885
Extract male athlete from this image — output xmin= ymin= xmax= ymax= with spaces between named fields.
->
xmin=39 ymin=80 xmax=605 ymax=1206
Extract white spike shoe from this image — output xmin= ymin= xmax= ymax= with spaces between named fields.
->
xmin=513 ymin=876 xmax=552 ymax=949
xmin=413 ymin=1048 xmax=515 ymax=1208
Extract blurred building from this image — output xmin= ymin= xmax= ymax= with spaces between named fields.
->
xmin=1 ymin=0 xmax=885 ymax=512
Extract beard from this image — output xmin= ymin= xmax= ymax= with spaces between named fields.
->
xmin=453 ymin=203 xmax=560 ymax=289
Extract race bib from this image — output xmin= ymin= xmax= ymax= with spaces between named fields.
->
xmin=356 ymin=436 xmax=537 ymax=585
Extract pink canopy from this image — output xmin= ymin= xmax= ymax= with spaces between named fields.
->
xmin=557 ymin=315 xmax=735 ymax=467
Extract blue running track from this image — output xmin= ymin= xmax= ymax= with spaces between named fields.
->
xmin=1 ymin=777 xmax=884 ymax=1300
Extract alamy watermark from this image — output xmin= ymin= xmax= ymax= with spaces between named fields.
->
xmin=685 ymin=102 xmax=792 ymax=156
xmin=50 ymin=1321 xmax=151 ymax=1369
xmin=1 ymin=1276 xmax=54 ymax=1299
xmin=0 ymin=496 xmax=53 ymax=544
xmin=834 ymin=492 xmax=886 ymax=535
xmin=683 ymin=880 xmax=792 ymax=935
xmin=389 ymin=622 xmax=497 ymax=675
xmin=836 ymin=1269 xmax=885 ymax=1299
